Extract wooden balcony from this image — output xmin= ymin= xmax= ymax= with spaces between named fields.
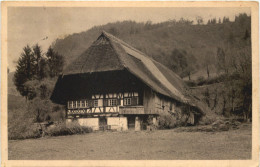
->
xmin=119 ymin=106 xmax=145 ymax=114
xmin=67 ymin=105 xmax=145 ymax=118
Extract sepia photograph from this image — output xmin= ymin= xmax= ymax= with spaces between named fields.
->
xmin=1 ymin=1 xmax=259 ymax=167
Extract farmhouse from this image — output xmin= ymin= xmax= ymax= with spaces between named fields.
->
xmin=51 ymin=31 xmax=207 ymax=131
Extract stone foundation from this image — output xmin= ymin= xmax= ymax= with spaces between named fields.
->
xmin=66 ymin=117 xmax=128 ymax=131
xmin=66 ymin=118 xmax=99 ymax=131
xmin=107 ymin=117 xmax=128 ymax=131
xmin=66 ymin=115 xmax=159 ymax=131
xmin=135 ymin=116 xmax=141 ymax=131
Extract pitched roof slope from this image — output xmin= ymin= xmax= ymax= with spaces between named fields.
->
xmin=61 ymin=31 xmax=208 ymax=114
xmin=64 ymin=35 xmax=124 ymax=74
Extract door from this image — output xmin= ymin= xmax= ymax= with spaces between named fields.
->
xmin=99 ymin=117 xmax=107 ymax=130
xmin=127 ymin=116 xmax=135 ymax=130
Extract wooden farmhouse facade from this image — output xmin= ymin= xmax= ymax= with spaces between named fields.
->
xmin=51 ymin=31 xmax=207 ymax=131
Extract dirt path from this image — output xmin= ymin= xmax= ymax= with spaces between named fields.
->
xmin=8 ymin=125 xmax=251 ymax=160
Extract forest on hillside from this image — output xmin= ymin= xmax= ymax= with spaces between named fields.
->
xmin=8 ymin=13 xmax=252 ymax=140
xmin=52 ymin=13 xmax=250 ymax=80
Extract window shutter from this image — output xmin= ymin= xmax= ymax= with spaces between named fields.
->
xmin=103 ymin=99 xmax=108 ymax=107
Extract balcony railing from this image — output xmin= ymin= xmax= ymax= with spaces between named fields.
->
xmin=119 ymin=106 xmax=145 ymax=114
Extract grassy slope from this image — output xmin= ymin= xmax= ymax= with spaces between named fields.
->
xmin=9 ymin=124 xmax=251 ymax=160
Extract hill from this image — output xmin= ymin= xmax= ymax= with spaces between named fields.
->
xmin=52 ymin=14 xmax=251 ymax=79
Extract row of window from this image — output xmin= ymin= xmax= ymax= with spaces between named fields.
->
xmin=91 ymin=92 xmax=139 ymax=99
xmin=68 ymin=97 xmax=139 ymax=109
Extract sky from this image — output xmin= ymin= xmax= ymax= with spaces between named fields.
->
xmin=7 ymin=7 xmax=251 ymax=71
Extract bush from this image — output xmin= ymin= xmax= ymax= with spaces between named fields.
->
xmin=8 ymin=103 xmax=42 ymax=140
xmin=48 ymin=110 xmax=66 ymax=122
xmin=158 ymin=112 xmax=177 ymax=129
xmin=198 ymin=116 xmax=213 ymax=125
xmin=46 ymin=121 xmax=92 ymax=136
xmin=196 ymin=74 xmax=227 ymax=86
xmin=184 ymin=80 xmax=197 ymax=87
xmin=8 ymin=118 xmax=41 ymax=140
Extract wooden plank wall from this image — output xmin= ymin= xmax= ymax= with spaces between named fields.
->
xmin=143 ymin=86 xmax=156 ymax=114
xmin=154 ymin=93 xmax=174 ymax=114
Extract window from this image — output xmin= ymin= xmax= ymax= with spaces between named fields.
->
xmin=77 ymin=101 xmax=81 ymax=108
xmin=73 ymin=101 xmax=76 ymax=108
xmin=81 ymin=100 xmax=86 ymax=107
xmin=124 ymin=98 xmax=131 ymax=106
xmin=94 ymin=100 xmax=98 ymax=107
xmin=108 ymin=99 xmax=117 ymax=106
xmin=68 ymin=101 xmax=73 ymax=108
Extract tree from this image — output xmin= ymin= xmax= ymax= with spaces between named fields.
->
xmin=144 ymin=20 xmax=153 ymax=30
xmin=178 ymin=18 xmax=193 ymax=25
xmin=170 ymin=49 xmax=188 ymax=78
xmin=203 ymin=87 xmax=210 ymax=107
xmin=227 ymin=81 xmax=237 ymax=113
xmin=222 ymin=93 xmax=227 ymax=115
xmin=33 ymin=44 xmax=47 ymax=80
xmin=169 ymin=49 xmax=198 ymax=80
xmin=38 ymin=58 xmax=49 ymax=79
xmin=46 ymin=46 xmax=64 ymax=78
xmin=203 ymin=51 xmax=215 ymax=78
xmin=220 ymin=42 xmax=251 ymax=121
xmin=212 ymin=87 xmax=218 ymax=110
xmin=211 ymin=18 xmax=217 ymax=24
xmin=24 ymin=78 xmax=61 ymax=122
xmin=196 ymin=16 xmax=204 ymax=25
xmin=185 ymin=53 xmax=197 ymax=80
xmin=234 ymin=46 xmax=252 ymax=121
xmin=216 ymin=47 xmax=228 ymax=74
xmin=244 ymin=29 xmax=250 ymax=40
xmin=235 ymin=13 xmax=250 ymax=27
xmin=14 ymin=45 xmax=36 ymax=99
xmin=108 ymin=27 xmax=119 ymax=36
xmin=218 ymin=18 xmax=221 ymax=24
xmin=228 ymin=32 xmax=235 ymax=45
xmin=223 ymin=17 xmax=230 ymax=23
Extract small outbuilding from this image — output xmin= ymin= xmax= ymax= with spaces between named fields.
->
xmin=51 ymin=31 xmax=207 ymax=131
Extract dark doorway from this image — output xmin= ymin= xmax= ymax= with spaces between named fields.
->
xmin=99 ymin=117 xmax=107 ymax=130
xmin=127 ymin=116 xmax=135 ymax=130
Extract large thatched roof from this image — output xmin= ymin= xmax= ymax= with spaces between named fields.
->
xmin=52 ymin=31 xmax=209 ymax=115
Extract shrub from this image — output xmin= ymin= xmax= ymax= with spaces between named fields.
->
xmin=27 ymin=97 xmax=66 ymax=122
xmin=8 ymin=103 xmax=42 ymax=140
xmin=158 ymin=112 xmax=177 ymax=129
xmin=46 ymin=121 xmax=92 ymax=136
xmin=8 ymin=117 xmax=41 ymax=140
xmin=198 ymin=115 xmax=216 ymax=125
xmin=184 ymin=80 xmax=197 ymax=87
xmin=196 ymin=76 xmax=206 ymax=85
xmin=49 ymin=110 xmax=66 ymax=122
